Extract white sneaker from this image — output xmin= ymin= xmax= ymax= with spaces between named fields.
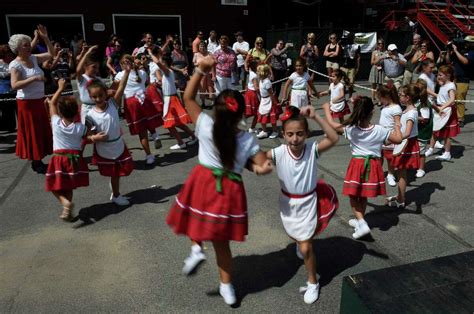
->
xmin=219 ymin=282 xmax=237 ymax=305
xmin=352 ymin=220 xmax=371 ymax=239
xmin=248 ymin=128 xmax=257 ymax=134
xmin=296 ymin=243 xmax=304 ymax=260
xmin=182 ymin=251 xmax=206 ymax=275
xmin=425 ymin=147 xmax=434 ymax=157
xmin=269 ymin=131 xmax=279 ymax=139
xmin=186 ymin=137 xmax=198 ymax=145
xmin=111 ymin=194 xmax=130 ymax=206
xmin=416 ymin=169 xmax=426 ymax=178
xmin=434 ymin=141 xmax=444 ymax=149
xmin=348 ymin=219 xmax=359 ymax=228
xmin=170 ymin=143 xmax=187 ymax=150
xmin=386 ymin=174 xmax=397 ymax=187
xmin=145 ymin=154 xmax=155 ymax=165
xmin=256 ymin=130 xmax=268 ymax=139
xmin=436 ymin=152 xmax=451 ymax=161
xmin=299 ymin=282 xmax=320 ymax=304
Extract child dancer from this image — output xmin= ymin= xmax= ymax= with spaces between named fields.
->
xmin=323 ymin=97 xmax=402 ymax=239
xmin=166 ymin=56 xmax=272 ymax=306
xmin=267 ymin=105 xmax=339 ymax=304
xmin=85 ymin=62 xmax=134 ymax=206
xmin=114 ymin=54 xmax=161 ymax=165
xmin=425 ymin=65 xmax=460 ymax=161
xmin=76 ymin=45 xmax=100 ymax=123
xmin=282 ymin=57 xmax=318 ymax=109
xmin=377 ymin=83 xmax=402 ymax=187
xmin=146 ymin=46 xmax=165 ymax=149
xmin=148 ymin=48 xmax=197 ymax=150
xmin=256 ymin=64 xmax=280 ymax=139
xmin=387 ymin=84 xmax=420 ymax=208
xmin=244 ymin=60 xmax=260 ymax=133
xmin=318 ymin=69 xmax=351 ymax=122
xmin=46 ymin=79 xmax=89 ymax=221
xmin=414 ymin=79 xmax=433 ymax=178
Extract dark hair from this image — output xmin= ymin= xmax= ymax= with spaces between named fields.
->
xmin=295 ymin=57 xmax=307 ymax=70
xmin=212 ymin=90 xmax=245 ymax=170
xmin=415 ymin=79 xmax=428 ymax=108
xmin=332 ymin=69 xmax=350 ymax=86
xmin=58 ymin=96 xmax=79 ymax=120
xmin=282 ymin=106 xmax=309 ymax=132
xmin=249 ymin=59 xmax=259 ymax=72
xmin=87 ymin=78 xmax=107 ymax=93
xmin=377 ymin=83 xmax=399 ymax=104
xmin=161 ymin=54 xmax=172 ymax=67
xmin=120 ymin=54 xmax=141 ymax=83
xmin=400 ymin=84 xmax=421 ymax=104
xmin=343 ymin=96 xmax=375 ymax=126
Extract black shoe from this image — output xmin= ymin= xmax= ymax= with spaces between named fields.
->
xmin=459 ymin=120 xmax=465 ymax=128
xmin=31 ymin=161 xmax=47 ymax=174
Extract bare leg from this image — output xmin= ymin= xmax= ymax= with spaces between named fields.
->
xmin=168 ymin=127 xmax=184 ymax=145
xmin=111 ymin=176 xmax=120 ymax=197
xmin=397 ymin=169 xmax=407 ymax=203
xmin=212 ymin=240 xmax=232 ymax=284
xmin=52 ymin=190 xmax=71 ymax=207
xmin=139 ymin=130 xmax=151 ymax=155
xmin=387 ymin=159 xmax=395 ymax=177
xmin=177 ymin=124 xmax=195 ymax=139
xmin=350 ymin=196 xmax=366 ymax=220
xmin=419 ymin=155 xmax=426 ymax=171
xmin=444 ymin=137 xmax=451 ymax=153
xmin=299 ymin=240 xmax=317 ymax=284
xmin=251 ymin=116 xmax=258 ymax=129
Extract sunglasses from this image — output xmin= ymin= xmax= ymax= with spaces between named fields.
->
xmin=421 ymin=45 xmax=427 ymax=47
xmin=256 ymin=42 xmax=263 ymax=45
xmin=329 ymin=37 xmax=336 ymax=40
xmin=377 ymin=43 xmax=383 ymax=45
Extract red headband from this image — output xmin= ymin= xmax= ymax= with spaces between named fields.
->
xmin=224 ymin=97 xmax=239 ymax=112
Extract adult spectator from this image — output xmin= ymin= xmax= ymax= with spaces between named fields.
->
xmin=323 ymin=33 xmax=341 ymax=77
xmin=106 ymin=38 xmax=124 ymax=77
xmin=69 ymin=33 xmax=83 ymax=60
xmin=369 ymin=39 xmax=385 ymax=101
xmin=212 ymin=35 xmax=237 ymax=95
xmin=171 ymin=39 xmax=189 ymax=90
xmin=244 ymin=36 xmax=271 ymax=80
xmin=270 ymin=39 xmax=292 ymax=98
xmin=340 ymin=33 xmax=361 ymax=97
xmin=402 ymin=33 xmax=421 ymax=85
xmin=44 ymin=41 xmax=73 ymax=82
xmin=193 ymin=41 xmax=215 ymax=107
xmin=0 ymin=44 xmax=17 ymax=131
xmin=8 ymin=25 xmax=53 ymax=174
xmin=133 ymin=32 xmax=156 ymax=56
xmin=300 ymin=32 xmax=319 ymax=81
xmin=192 ymin=31 xmax=204 ymax=55
xmin=207 ymin=30 xmax=219 ymax=54
xmin=232 ymin=31 xmax=249 ymax=88
xmin=105 ymin=34 xmax=118 ymax=59
xmin=0 ymin=45 xmax=15 ymax=93
xmin=380 ymin=44 xmax=406 ymax=89
xmin=411 ymin=40 xmax=435 ymax=80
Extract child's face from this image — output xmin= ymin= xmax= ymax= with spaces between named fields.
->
xmin=329 ymin=73 xmax=337 ymax=83
xmin=295 ymin=62 xmax=304 ymax=74
xmin=437 ymin=72 xmax=448 ymax=85
xmin=378 ymin=95 xmax=391 ymax=106
xmin=88 ymin=87 xmax=107 ymax=106
xmin=283 ymin=120 xmax=308 ymax=150
xmin=85 ymin=63 xmax=99 ymax=76
xmin=423 ymin=63 xmax=434 ymax=74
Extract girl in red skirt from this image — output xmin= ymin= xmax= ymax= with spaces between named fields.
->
xmin=46 ymin=79 xmax=89 ymax=221
xmin=114 ymin=54 xmax=162 ymax=165
xmin=425 ymin=65 xmax=460 ymax=161
xmin=166 ymin=56 xmax=272 ymax=306
xmin=323 ymin=97 xmax=402 ymax=239
xmin=148 ymin=49 xmax=197 ymax=150
xmin=244 ymin=60 xmax=260 ymax=132
xmin=318 ymin=69 xmax=351 ymax=123
xmin=388 ymin=84 xmax=421 ymax=209
xmin=85 ymin=62 xmax=134 ymax=206
xmin=256 ymin=64 xmax=280 ymax=139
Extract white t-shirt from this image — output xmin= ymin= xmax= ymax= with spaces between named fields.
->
xmin=149 ymin=62 xmax=160 ymax=84
xmin=259 ymin=78 xmax=272 ymax=98
xmin=195 ymin=113 xmax=260 ymax=174
xmin=232 ymin=41 xmax=250 ymax=67
xmin=289 ymin=72 xmax=310 ymax=90
xmin=379 ymin=104 xmax=402 ymax=129
xmin=344 ymin=124 xmax=391 ymax=157
xmin=160 ymin=69 xmax=177 ymax=96
xmin=78 ymin=74 xmax=98 ymax=105
xmin=9 ymin=55 xmax=44 ymax=99
xmin=85 ymin=99 xmax=125 ymax=159
xmin=51 ymin=115 xmax=86 ymax=151
xmin=207 ymin=39 xmax=219 ymax=54
xmin=400 ymin=108 xmax=418 ymax=138
xmin=436 ymin=82 xmax=456 ymax=106
xmin=114 ymin=70 xmax=147 ymax=98
xmin=330 ymin=82 xmax=345 ymax=112
xmin=247 ymin=70 xmax=258 ymax=91
xmin=418 ymin=73 xmax=436 ymax=104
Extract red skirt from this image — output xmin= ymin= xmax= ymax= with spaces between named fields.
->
xmin=382 ymin=148 xmax=394 ymax=163
xmin=92 ymin=146 xmax=134 ymax=177
xmin=16 ymin=98 xmax=53 ymax=160
xmin=45 ymin=149 xmax=89 ymax=191
xmin=330 ymin=102 xmax=351 ymax=119
xmin=146 ymin=84 xmax=164 ymax=114
xmin=433 ymin=107 xmax=460 ymax=138
xmin=166 ymin=165 xmax=248 ymax=242
xmin=257 ymin=98 xmax=281 ymax=125
xmin=124 ymin=96 xmax=162 ymax=135
xmin=163 ymin=95 xmax=192 ymax=129
xmin=343 ymin=157 xmax=386 ymax=198
xmin=391 ymin=137 xmax=420 ymax=170
xmin=244 ymin=89 xmax=259 ymax=117
xmin=315 ymin=180 xmax=339 ymax=235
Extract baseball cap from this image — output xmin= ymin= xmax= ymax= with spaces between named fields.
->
xmin=387 ymin=44 xmax=398 ymax=51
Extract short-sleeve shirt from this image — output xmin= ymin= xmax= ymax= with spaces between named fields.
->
xmin=382 ymin=53 xmax=407 ymax=77
xmin=452 ymin=50 xmax=474 ymax=83
xmin=78 ymin=74 xmax=99 ymax=105
xmin=247 ymin=70 xmax=258 ymax=91
xmin=249 ymin=48 xmax=269 ymax=63
xmin=9 ymin=55 xmax=44 ymax=99
xmin=232 ymin=41 xmax=249 ymax=67
xmin=379 ymin=104 xmax=403 ymax=129
xmin=114 ymin=70 xmax=147 ymax=98
xmin=344 ymin=124 xmax=391 ymax=157
xmin=289 ymin=72 xmax=310 ymax=90
xmin=195 ymin=112 xmax=260 ymax=174
xmin=400 ymin=108 xmax=418 ymax=138
xmin=51 ymin=115 xmax=86 ymax=151
xmin=213 ymin=47 xmax=237 ymax=78
xmin=259 ymin=78 xmax=272 ymax=97
xmin=341 ymin=44 xmax=361 ymax=68
xmin=418 ymin=73 xmax=436 ymax=103
xmin=149 ymin=62 xmax=160 ymax=84
xmin=436 ymin=82 xmax=456 ymax=106
xmin=159 ymin=69 xmax=177 ymax=96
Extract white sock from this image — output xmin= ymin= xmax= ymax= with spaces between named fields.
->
xmin=357 ymin=218 xmax=366 ymax=225
xmin=191 ymin=244 xmax=202 ymax=254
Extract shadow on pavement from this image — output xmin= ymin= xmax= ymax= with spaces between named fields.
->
xmin=157 ymin=145 xmax=199 ymax=167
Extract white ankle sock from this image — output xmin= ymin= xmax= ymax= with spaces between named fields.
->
xmin=191 ymin=244 xmax=202 ymax=254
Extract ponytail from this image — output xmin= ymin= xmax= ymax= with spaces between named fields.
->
xmin=343 ymin=96 xmax=374 ymax=126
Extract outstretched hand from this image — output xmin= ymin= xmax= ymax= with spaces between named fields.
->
xmin=197 ymin=55 xmax=216 ymax=73
xmin=255 ymin=159 xmax=273 ymax=175
xmin=57 ymin=78 xmax=67 ymax=90
xmin=36 ymin=25 xmax=49 ymax=39
xmin=300 ymin=105 xmax=317 ymax=118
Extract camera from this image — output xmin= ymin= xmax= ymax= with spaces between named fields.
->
xmin=446 ymin=37 xmax=465 ymax=50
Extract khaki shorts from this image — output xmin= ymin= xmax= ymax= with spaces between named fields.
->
xmin=341 ymin=67 xmax=356 ymax=84
xmin=326 ymin=61 xmax=340 ymax=70
xmin=384 ymin=74 xmax=404 ymax=90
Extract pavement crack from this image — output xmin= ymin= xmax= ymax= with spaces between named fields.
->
xmin=0 ymin=160 xmax=29 ymax=209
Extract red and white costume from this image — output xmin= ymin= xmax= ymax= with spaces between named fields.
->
xmin=146 ymin=62 xmax=164 ymax=115
xmin=391 ymin=108 xmax=420 ymax=169
xmin=114 ymin=70 xmax=162 ymax=135
xmin=329 ymin=82 xmax=350 ymax=119
xmin=167 ymin=113 xmax=260 ymax=241
xmin=45 ymin=115 xmax=89 ymax=191
xmin=160 ymin=69 xmax=192 ymax=128
xmin=433 ymin=82 xmax=460 ymax=138
xmin=343 ymin=125 xmax=391 ymax=197
xmin=244 ymin=70 xmax=259 ymax=117
xmin=86 ymin=99 xmax=134 ymax=177
xmin=379 ymin=104 xmax=402 ymax=162
xmin=271 ymin=141 xmax=338 ymax=240
xmin=257 ymin=78 xmax=280 ymax=124
xmin=288 ymin=71 xmax=310 ymax=109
